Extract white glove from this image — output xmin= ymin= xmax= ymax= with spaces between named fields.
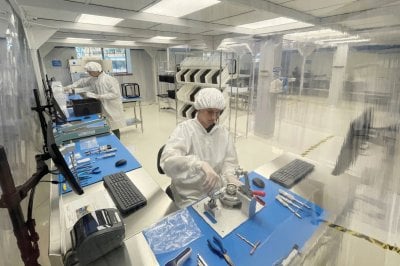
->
xmin=201 ymin=162 xmax=220 ymax=193
xmin=85 ymin=92 xmax=99 ymax=99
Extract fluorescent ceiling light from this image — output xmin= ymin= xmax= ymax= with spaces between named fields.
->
xmin=329 ymin=38 xmax=370 ymax=44
xmin=319 ymin=36 xmax=359 ymax=42
xmin=66 ymin=37 xmax=91 ymax=41
xmin=151 ymin=36 xmax=177 ymax=40
xmin=284 ymin=29 xmax=348 ymax=42
xmin=114 ymin=40 xmax=136 ymax=45
xmin=143 ymin=0 xmax=220 ymax=17
xmin=77 ymin=14 xmax=123 ymax=26
xmin=239 ymin=17 xmax=312 ymax=29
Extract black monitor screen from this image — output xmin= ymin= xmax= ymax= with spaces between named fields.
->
xmin=46 ymin=120 xmax=83 ymax=195
xmin=332 ymin=108 xmax=373 ymax=176
xmin=51 ymin=97 xmax=68 ymax=123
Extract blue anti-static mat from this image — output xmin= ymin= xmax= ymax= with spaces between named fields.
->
xmin=58 ymin=133 xmax=141 ymax=194
xmin=153 ymin=172 xmax=326 ymax=266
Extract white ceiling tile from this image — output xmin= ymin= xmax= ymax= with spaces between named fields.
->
xmin=215 ymin=10 xmax=278 ymax=26
xmin=149 ymin=24 xmax=207 ymax=34
xmin=116 ymin=19 xmax=158 ymax=29
xmin=22 ymin=6 xmax=78 ymax=22
xmin=342 ymin=15 xmax=400 ymax=30
xmin=282 ymin=0 xmax=353 ymax=12
xmin=69 ymin=0 xmax=157 ymax=11
xmin=183 ymin=2 xmax=254 ymax=22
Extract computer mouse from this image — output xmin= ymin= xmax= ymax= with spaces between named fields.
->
xmin=115 ymin=159 xmax=127 ymax=167
xmin=252 ymin=177 xmax=265 ymax=189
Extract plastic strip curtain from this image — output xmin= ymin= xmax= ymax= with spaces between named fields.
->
xmin=0 ymin=0 xmax=42 ymax=264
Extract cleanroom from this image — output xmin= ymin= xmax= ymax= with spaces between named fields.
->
xmin=1 ymin=0 xmax=400 ymax=265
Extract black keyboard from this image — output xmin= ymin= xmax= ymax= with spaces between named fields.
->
xmin=270 ymin=159 xmax=314 ymax=188
xmin=103 ymin=172 xmax=147 ymax=215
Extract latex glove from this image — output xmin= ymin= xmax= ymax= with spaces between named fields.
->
xmin=201 ymin=162 xmax=220 ymax=193
xmin=85 ymin=92 xmax=99 ymax=99
xmin=225 ymin=175 xmax=243 ymax=187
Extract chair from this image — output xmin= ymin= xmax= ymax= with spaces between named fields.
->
xmin=157 ymin=145 xmax=174 ymax=201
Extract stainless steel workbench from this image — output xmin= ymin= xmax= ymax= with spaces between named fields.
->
xmin=254 ymin=153 xmax=365 ymax=265
xmin=49 ymin=167 xmax=177 ymax=265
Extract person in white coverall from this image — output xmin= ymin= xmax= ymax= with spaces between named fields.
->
xmin=64 ymin=62 xmax=126 ymax=139
xmin=160 ymin=87 xmax=242 ymax=208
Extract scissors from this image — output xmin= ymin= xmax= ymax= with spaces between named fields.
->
xmin=207 ymin=236 xmax=235 ymax=266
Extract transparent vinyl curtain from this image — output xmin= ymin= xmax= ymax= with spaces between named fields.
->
xmin=0 ymin=1 xmax=42 ymax=265
xmin=254 ymin=40 xmax=400 ymax=265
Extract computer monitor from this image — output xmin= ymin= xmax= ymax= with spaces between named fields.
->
xmin=332 ymin=107 xmax=373 ymax=176
xmin=46 ymin=120 xmax=84 ymax=195
xmin=51 ymin=96 xmax=68 ymax=123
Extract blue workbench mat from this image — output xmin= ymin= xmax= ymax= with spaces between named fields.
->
xmin=58 ymin=133 xmax=141 ymax=194
xmin=154 ymin=171 xmax=326 ymax=266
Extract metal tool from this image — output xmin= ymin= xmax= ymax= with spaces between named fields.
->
xmin=207 ymin=236 xmax=235 ymax=266
xmin=236 ymin=233 xmax=260 ymax=255
xmin=238 ymin=171 xmax=253 ymax=198
xmin=276 ymin=195 xmax=302 ymax=219
xmin=278 ymin=194 xmax=302 ymax=209
xmin=273 ymin=244 xmax=299 ymax=266
xmin=165 ymin=247 xmax=192 ymax=266
xmin=219 ymin=184 xmax=242 ymax=208
xmin=81 ymin=166 xmax=101 ymax=175
xmin=95 ymin=152 xmax=116 ymax=159
xmin=197 ymin=254 xmax=208 ymax=266
xmin=279 ymin=189 xmax=311 ymax=209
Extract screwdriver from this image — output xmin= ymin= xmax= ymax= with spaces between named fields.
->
xmin=279 ymin=189 xmax=311 ymax=209
xmin=276 ymin=195 xmax=302 ymax=219
xmin=278 ymin=194 xmax=302 ymax=209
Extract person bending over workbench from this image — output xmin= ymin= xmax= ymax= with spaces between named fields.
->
xmin=64 ymin=62 xmax=126 ymax=139
xmin=160 ymin=87 xmax=242 ymax=208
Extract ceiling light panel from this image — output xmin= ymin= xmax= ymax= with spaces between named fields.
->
xmin=151 ymin=36 xmax=177 ymax=40
xmin=239 ymin=17 xmax=300 ymax=29
xmin=114 ymin=40 xmax=136 ymax=45
xmin=66 ymin=37 xmax=92 ymax=41
xmin=77 ymin=14 xmax=123 ymax=26
xmin=328 ymin=39 xmax=371 ymax=44
xmin=284 ymin=29 xmax=347 ymax=42
xmin=143 ymin=0 xmax=221 ymax=18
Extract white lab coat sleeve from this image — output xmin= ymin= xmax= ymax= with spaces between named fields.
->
xmin=65 ymin=77 xmax=92 ymax=89
xmin=160 ymin=125 xmax=203 ymax=181
xmin=220 ymin=132 xmax=239 ymax=182
xmin=97 ymin=78 xmax=120 ymax=100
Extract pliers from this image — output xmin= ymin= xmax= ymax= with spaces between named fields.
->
xmin=75 ymin=166 xmax=102 ymax=180
xmin=207 ymin=236 xmax=235 ymax=266
xmin=252 ymin=190 xmax=266 ymax=206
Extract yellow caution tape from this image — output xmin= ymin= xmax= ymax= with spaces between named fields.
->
xmin=322 ymin=221 xmax=400 ymax=255
xmin=301 ymin=135 xmax=334 ymax=157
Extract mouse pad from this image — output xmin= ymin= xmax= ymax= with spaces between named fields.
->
xmin=58 ymin=133 xmax=141 ymax=194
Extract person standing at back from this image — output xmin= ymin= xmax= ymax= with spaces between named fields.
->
xmin=64 ymin=62 xmax=126 ymax=139
xmin=160 ymin=87 xmax=242 ymax=208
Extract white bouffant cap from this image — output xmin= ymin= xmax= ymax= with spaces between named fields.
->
xmin=85 ymin=62 xmax=102 ymax=72
xmin=194 ymin=87 xmax=225 ymax=110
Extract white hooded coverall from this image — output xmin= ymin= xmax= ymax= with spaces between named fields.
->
xmin=67 ymin=72 xmax=126 ymax=130
xmin=160 ymin=118 xmax=238 ymax=208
